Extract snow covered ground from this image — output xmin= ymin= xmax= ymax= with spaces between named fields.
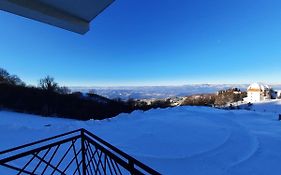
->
xmin=242 ymin=99 xmax=281 ymax=114
xmin=1 ymin=105 xmax=281 ymax=174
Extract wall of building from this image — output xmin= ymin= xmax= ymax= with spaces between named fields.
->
xmin=247 ymin=91 xmax=261 ymax=102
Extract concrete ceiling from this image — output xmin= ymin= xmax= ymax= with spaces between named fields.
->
xmin=0 ymin=0 xmax=114 ymax=34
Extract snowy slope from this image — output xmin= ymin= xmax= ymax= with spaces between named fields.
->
xmin=243 ymin=99 xmax=281 ymax=114
xmin=1 ymin=106 xmax=281 ymax=175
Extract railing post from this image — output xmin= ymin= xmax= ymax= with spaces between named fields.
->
xmin=81 ymin=129 xmax=86 ymax=175
xmin=129 ymin=158 xmax=135 ymax=175
xmin=0 ymin=128 xmax=161 ymax=175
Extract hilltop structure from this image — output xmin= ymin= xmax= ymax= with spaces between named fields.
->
xmin=244 ymin=83 xmax=272 ymax=103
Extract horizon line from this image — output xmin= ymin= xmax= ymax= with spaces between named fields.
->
xmin=67 ymin=83 xmax=281 ymax=88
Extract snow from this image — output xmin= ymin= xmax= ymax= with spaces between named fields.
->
xmin=241 ymin=99 xmax=281 ymax=114
xmin=1 ymin=104 xmax=281 ymax=174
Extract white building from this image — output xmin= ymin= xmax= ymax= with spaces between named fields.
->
xmin=244 ymin=83 xmax=272 ymax=103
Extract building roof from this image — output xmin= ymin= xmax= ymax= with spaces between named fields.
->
xmin=0 ymin=0 xmax=114 ymax=34
xmin=247 ymin=83 xmax=270 ymax=92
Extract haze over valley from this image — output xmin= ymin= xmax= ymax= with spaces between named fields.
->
xmin=71 ymin=84 xmax=281 ymax=100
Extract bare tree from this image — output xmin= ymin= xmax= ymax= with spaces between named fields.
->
xmin=0 ymin=68 xmax=9 ymax=80
xmin=0 ymin=68 xmax=25 ymax=86
xmin=38 ymin=76 xmax=59 ymax=92
xmin=0 ymin=68 xmax=10 ymax=83
xmin=8 ymin=75 xmax=25 ymax=86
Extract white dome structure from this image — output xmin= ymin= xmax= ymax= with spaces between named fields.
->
xmin=244 ymin=83 xmax=271 ymax=103
xmin=247 ymin=83 xmax=270 ymax=92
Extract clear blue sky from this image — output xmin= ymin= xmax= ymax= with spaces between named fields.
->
xmin=1 ymin=0 xmax=281 ymax=86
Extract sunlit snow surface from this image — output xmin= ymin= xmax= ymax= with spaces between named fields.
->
xmin=1 ymin=103 xmax=281 ymax=174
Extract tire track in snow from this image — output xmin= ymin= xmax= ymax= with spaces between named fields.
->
xmin=135 ymin=113 xmax=261 ymax=175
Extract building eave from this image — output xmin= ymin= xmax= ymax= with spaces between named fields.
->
xmin=0 ymin=0 xmax=114 ymax=34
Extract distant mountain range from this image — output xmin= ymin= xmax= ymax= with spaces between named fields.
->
xmin=70 ymin=84 xmax=281 ymax=100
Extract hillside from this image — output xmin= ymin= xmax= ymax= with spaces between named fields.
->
xmin=0 ymin=68 xmax=132 ymax=120
xmin=1 ymin=105 xmax=281 ymax=174
xmin=240 ymin=99 xmax=281 ymax=114
xmin=0 ymin=83 xmax=131 ymax=120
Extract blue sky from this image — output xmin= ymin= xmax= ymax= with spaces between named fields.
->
xmin=1 ymin=0 xmax=281 ymax=86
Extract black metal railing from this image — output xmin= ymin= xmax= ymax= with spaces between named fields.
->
xmin=0 ymin=128 xmax=161 ymax=175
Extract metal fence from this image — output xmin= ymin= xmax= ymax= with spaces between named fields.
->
xmin=0 ymin=128 xmax=161 ymax=175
